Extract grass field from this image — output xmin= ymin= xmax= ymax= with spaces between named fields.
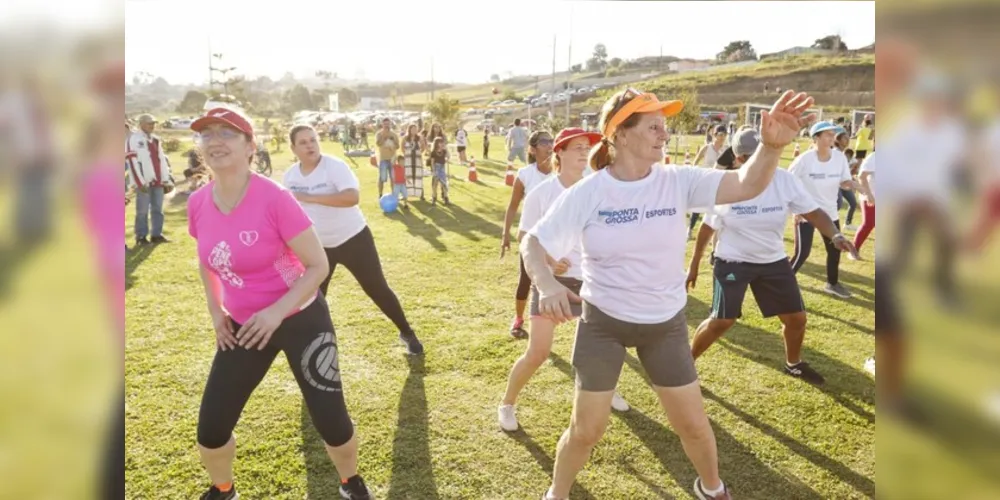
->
xmin=121 ymin=132 xmax=883 ymax=499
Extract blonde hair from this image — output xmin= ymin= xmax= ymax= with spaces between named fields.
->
xmin=589 ymin=90 xmax=643 ymax=170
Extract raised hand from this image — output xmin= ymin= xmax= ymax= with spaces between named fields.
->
xmin=760 ymin=90 xmax=818 ymax=150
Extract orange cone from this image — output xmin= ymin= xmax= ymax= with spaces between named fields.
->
xmin=468 ymin=158 xmax=478 ymax=182
xmin=369 ymin=152 xmax=377 ymax=167
xmin=505 ymin=162 xmax=516 ymax=186
xmin=664 ymin=154 xmax=671 ymax=164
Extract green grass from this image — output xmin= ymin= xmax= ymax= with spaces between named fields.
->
xmin=125 ymin=134 xmax=878 ymax=499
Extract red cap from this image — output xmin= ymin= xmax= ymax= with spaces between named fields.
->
xmin=553 ymin=127 xmax=603 ymax=152
xmin=191 ymin=107 xmax=255 ymax=138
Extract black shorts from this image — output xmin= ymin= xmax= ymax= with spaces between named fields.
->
xmin=530 ymin=276 xmax=583 ymax=318
xmin=711 ymin=258 xmax=805 ymax=319
xmin=457 ymin=146 xmax=467 ymax=153
xmin=875 ymin=262 xmax=901 ymax=335
xmin=855 ymin=150 xmax=869 ymax=160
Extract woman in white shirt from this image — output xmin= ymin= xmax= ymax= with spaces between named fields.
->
xmin=284 ymin=125 xmax=424 ymax=356
xmin=500 ymin=130 xmax=554 ymax=339
xmin=686 ymin=128 xmax=857 ymax=385
xmin=522 ymin=88 xmax=816 ymax=500
xmin=455 ymin=126 xmax=469 ymax=165
xmin=498 ymin=128 xmax=629 ymax=433
xmin=788 ymin=121 xmax=870 ymax=299
xmin=688 ymin=125 xmax=729 ymax=239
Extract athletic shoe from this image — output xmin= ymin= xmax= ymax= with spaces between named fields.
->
xmin=694 ymin=478 xmax=731 ymax=500
xmin=135 ymin=237 xmax=149 ymax=246
xmin=844 ymin=224 xmax=858 ymax=232
xmin=510 ymin=318 xmax=528 ymax=340
xmin=846 ymin=251 xmax=863 ymax=261
xmin=498 ymin=404 xmax=519 ymax=432
xmin=824 ymin=283 xmax=852 ymax=299
xmin=200 ymin=485 xmax=238 ymax=500
xmin=864 ymin=357 xmax=875 ymax=375
xmin=611 ymin=392 xmax=630 ymax=412
xmin=151 ymin=235 xmax=170 ymax=244
xmin=399 ymin=332 xmax=424 ymax=355
xmin=339 ymin=475 xmax=372 ymax=500
xmin=785 ymin=361 xmax=826 ymax=385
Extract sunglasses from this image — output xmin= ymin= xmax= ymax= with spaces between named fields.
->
xmin=197 ymin=128 xmax=243 ymax=143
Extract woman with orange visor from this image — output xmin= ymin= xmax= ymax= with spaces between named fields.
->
xmin=521 ymin=88 xmax=815 ymax=500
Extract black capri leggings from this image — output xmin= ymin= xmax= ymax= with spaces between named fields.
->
xmin=102 ymin=390 xmax=124 ymax=500
xmin=789 ymin=219 xmax=842 ymax=285
xmin=516 ymin=256 xmax=532 ymax=301
xmin=197 ymin=298 xmax=354 ymax=449
xmin=319 ymin=226 xmax=414 ymax=336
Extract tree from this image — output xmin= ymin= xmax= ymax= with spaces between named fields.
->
xmin=662 ymin=85 xmax=700 ymax=135
xmin=609 ymin=57 xmax=623 ymax=68
xmin=425 ymin=94 xmax=462 ymax=130
xmin=813 ymin=35 xmax=848 ymax=51
xmin=176 ymin=90 xmax=208 ymax=113
xmin=587 ymin=43 xmax=609 ymax=71
xmin=490 ymin=74 xmax=501 ymax=83
xmin=337 ymin=88 xmax=359 ymax=110
xmin=502 ymin=88 xmax=518 ymax=101
xmin=285 ymin=84 xmax=314 ymax=112
xmin=716 ymin=40 xmax=757 ymax=63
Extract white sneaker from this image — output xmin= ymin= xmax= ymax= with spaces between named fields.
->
xmin=864 ymin=357 xmax=876 ymax=375
xmin=611 ymin=392 xmax=631 ymax=412
xmin=844 ymin=224 xmax=858 ymax=232
xmin=498 ymin=404 xmax=519 ymax=432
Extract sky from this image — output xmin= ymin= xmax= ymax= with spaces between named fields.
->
xmin=125 ymin=0 xmax=875 ymax=85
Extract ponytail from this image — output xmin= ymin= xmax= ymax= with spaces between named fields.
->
xmin=589 ymin=138 xmax=613 ymax=171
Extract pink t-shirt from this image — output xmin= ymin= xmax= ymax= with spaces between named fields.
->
xmin=82 ymin=162 xmax=126 ymax=337
xmin=188 ymin=174 xmax=314 ymax=324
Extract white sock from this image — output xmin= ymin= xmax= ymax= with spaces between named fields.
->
xmin=702 ymin=479 xmax=725 ymax=497
xmin=786 ymin=360 xmax=802 ymax=368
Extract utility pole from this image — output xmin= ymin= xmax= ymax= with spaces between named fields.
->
xmin=550 ymin=35 xmax=556 ymax=119
xmin=430 ymin=57 xmax=435 ymax=101
xmin=659 ymin=45 xmax=663 ymax=72
xmin=566 ymin=7 xmax=573 ymax=123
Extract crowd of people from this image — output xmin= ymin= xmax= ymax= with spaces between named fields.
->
xmin=122 ymin=77 xmax=997 ymax=498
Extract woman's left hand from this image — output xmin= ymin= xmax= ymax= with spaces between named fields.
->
xmin=760 ymin=90 xmax=818 ymax=150
xmin=236 ymin=306 xmax=284 ymax=350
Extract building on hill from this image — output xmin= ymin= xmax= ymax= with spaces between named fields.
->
xmin=760 ymin=46 xmax=837 ymax=60
xmin=668 ymin=59 xmax=713 ymax=72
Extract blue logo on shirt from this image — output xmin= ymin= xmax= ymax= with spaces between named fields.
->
xmin=645 ymin=207 xmax=677 ymax=219
xmin=598 ymin=208 xmax=640 ymax=225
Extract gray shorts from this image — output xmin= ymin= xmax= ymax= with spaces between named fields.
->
xmin=572 ymin=302 xmax=697 ymax=392
xmin=529 ymin=277 xmax=583 ymax=318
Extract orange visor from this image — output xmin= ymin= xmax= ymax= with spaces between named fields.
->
xmin=602 ymin=89 xmax=684 ymax=138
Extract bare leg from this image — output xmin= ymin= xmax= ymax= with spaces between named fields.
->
xmin=654 ymin=381 xmax=722 ymax=491
xmin=691 ymin=318 xmax=736 ymax=360
xmin=502 ymin=317 xmax=556 ymax=406
xmin=548 ymin=389 xmax=615 ymax=499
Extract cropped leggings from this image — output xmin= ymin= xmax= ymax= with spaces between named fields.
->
xmin=197 ymin=298 xmax=354 ymax=449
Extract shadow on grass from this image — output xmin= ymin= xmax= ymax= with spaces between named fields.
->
xmin=506 ymin=429 xmax=597 ymax=500
xmin=125 ymin=243 xmax=159 ymax=291
xmin=0 ymin=239 xmax=45 ymax=300
xmin=387 ymin=356 xmax=440 ymax=500
xmin=385 ymin=206 xmax=447 ymax=252
xmin=615 ymin=408 xmax=824 ymax=500
xmin=701 ymin=387 xmax=876 ymax=498
xmin=413 ymin=200 xmax=503 ymax=243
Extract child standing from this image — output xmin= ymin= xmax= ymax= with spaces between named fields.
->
xmin=429 ymin=137 xmax=450 ymax=205
xmin=483 ymin=129 xmax=491 ymax=159
xmin=393 ymin=154 xmax=408 ymax=209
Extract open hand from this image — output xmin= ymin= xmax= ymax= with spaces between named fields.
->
xmin=538 ymin=281 xmax=582 ymax=324
xmin=212 ymin=311 xmax=237 ymax=351
xmin=832 ymin=235 xmax=860 ymax=260
xmin=685 ymin=267 xmax=699 ymax=291
xmin=760 ymin=90 xmax=818 ymax=150
xmin=500 ymin=232 xmax=511 ymax=259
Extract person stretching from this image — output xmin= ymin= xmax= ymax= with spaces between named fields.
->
xmin=284 ymin=125 xmax=424 ymax=355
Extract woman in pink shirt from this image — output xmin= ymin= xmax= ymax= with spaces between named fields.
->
xmin=187 ymin=108 xmax=371 ymax=500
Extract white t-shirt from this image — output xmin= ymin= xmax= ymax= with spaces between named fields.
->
xmin=878 ymin=116 xmax=965 ymax=205
xmin=456 ymin=130 xmax=468 ymax=148
xmin=859 ymin=153 xmax=877 ymax=199
xmin=283 ymin=154 xmax=367 ymax=248
xmin=705 ymin=170 xmax=819 ymax=264
xmin=520 ymin=176 xmax=582 ymax=279
xmin=517 ymin=163 xmax=553 ymax=194
xmin=530 ymin=165 xmax=726 ymax=324
xmin=788 ymin=149 xmax=853 ymax=221
xmin=701 ymin=143 xmax=724 ymax=168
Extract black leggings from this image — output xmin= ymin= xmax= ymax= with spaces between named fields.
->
xmin=319 ymin=226 xmax=414 ymax=336
xmin=197 ymin=298 xmax=354 ymax=449
xmin=790 ymin=219 xmax=842 ymax=285
xmin=516 ymin=256 xmax=532 ymax=301
xmin=102 ymin=390 xmax=124 ymax=500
